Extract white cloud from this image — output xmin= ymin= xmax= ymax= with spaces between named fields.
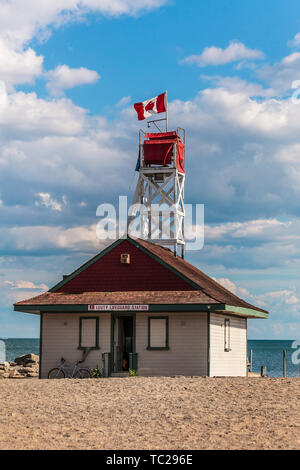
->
xmin=0 ymin=0 xmax=167 ymax=87
xmin=214 ymin=277 xmax=250 ymax=298
xmin=200 ymin=76 xmax=273 ymax=98
xmin=45 ymin=65 xmax=100 ymax=96
xmin=259 ymin=52 xmax=300 ymax=93
xmin=5 ymin=280 xmax=48 ymax=290
xmin=205 ymin=219 xmax=290 ymax=241
xmin=288 ymin=33 xmax=300 ymax=49
xmin=254 ymin=290 xmax=300 ymax=317
xmin=213 ymin=278 xmax=300 ymax=338
xmin=181 ymin=41 xmax=264 ymax=67
xmin=3 ymin=279 xmax=49 ymax=304
xmin=116 ymin=96 xmax=131 ymax=107
xmin=0 ymin=224 xmax=105 ymax=254
xmin=0 ymin=39 xmax=43 ymax=87
xmin=35 ymin=193 xmax=66 ymax=212
xmin=0 ymin=1 xmax=168 ymax=48
xmin=0 ymin=88 xmax=87 ymax=137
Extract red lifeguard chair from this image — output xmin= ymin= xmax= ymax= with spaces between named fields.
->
xmin=129 ymin=127 xmax=186 ymax=257
xmin=142 ymin=131 xmax=185 ymax=173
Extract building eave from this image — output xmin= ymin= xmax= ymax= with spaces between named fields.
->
xmin=14 ymin=302 xmax=268 ymax=318
xmin=14 ymin=303 xmax=222 ymax=314
xmin=224 ymin=304 xmax=269 ymax=319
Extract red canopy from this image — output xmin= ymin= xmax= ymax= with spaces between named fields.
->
xmin=143 ymin=132 xmax=185 ymax=173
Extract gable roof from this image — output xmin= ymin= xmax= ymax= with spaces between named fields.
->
xmin=50 ymin=238 xmax=196 ymax=293
xmin=131 ymin=238 xmax=267 ymax=313
xmin=14 ymin=236 xmax=268 ymax=318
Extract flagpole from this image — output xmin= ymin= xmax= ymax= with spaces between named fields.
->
xmin=166 ymin=90 xmax=168 ymax=132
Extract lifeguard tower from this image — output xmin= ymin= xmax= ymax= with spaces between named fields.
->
xmin=129 ymin=125 xmax=186 ymax=258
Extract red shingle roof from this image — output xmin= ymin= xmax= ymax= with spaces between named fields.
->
xmin=15 ymin=290 xmax=216 ymax=306
xmin=14 ymin=237 xmax=268 ymax=316
xmin=133 ymin=238 xmax=268 ymax=313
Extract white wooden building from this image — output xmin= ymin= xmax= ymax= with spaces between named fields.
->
xmin=15 ymin=237 xmax=268 ymax=378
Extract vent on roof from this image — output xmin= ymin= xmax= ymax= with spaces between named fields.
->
xmin=120 ymin=253 xmax=130 ymax=264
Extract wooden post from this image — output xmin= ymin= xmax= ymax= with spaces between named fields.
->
xmin=283 ymin=349 xmax=287 ymax=378
xmin=249 ymin=349 xmax=253 ymax=372
xmin=261 ymin=365 xmax=267 ymax=377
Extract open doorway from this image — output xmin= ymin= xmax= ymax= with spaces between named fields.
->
xmin=114 ymin=316 xmax=133 ymax=372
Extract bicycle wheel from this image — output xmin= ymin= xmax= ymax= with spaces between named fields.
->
xmin=48 ymin=368 xmax=65 ymax=379
xmin=74 ymin=368 xmax=91 ymax=379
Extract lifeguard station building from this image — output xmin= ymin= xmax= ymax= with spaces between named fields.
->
xmin=14 ymin=120 xmax=268 ymax=378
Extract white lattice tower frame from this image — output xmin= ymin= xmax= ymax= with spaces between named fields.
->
xmin=129 ymin=129 xmax=185 ymax=257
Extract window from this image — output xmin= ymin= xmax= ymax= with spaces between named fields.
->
xmin=147 ymin=317 xmax=169 ymax=350
xmin=224 ymin=318 xmax=231 ymax=352
xmin=78 ymin=317 xmax=99 ymax=350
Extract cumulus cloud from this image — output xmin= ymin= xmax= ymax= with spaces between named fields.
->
xmin=0 ymin=1 xmax=168 ymax=48
xmin=0 ymin=39 xmax=43 ymax=87
xmin=4 ymin=280 xmax=48 ymax=290
xmin=0 ymin=224 xmax=107 ymax=256
xmin=214 ymin=277 xmax=250 ymax=298
xmin=0 ymin=88 xmax=88 ymax=138
xmin=258 ymin=52 xmax=300 ymax=93
xmin=165 ymin=82 xmax=300 ymax=229
xmin=35 ymin=193 xmax=66 ymax=212
xmin=288 ymin=33 xmax=300 ymax=49
xmin=217 ymin=278 xmax=299 ymax=310
xmin=0 ymin=0 xmax=167 ymax=87
xmin=45 ymin=65 xmax=100 ymax=96
xmin=181 ymin=41 xmax=264 ymax=67
xmin=213 ymin=277 xmax=300 ymax=339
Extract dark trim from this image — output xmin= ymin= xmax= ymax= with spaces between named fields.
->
xmin=14 ymin=302 xmax=268 ymax=318
xmin=110 ymin=314 xmax=114 ymax=374
xmin=207 ymin=312 xmax=210 ymax=377
xmin=39 ymin=313 xmax=43 ymax=379
xmin=49 ymin=239 xmax=124 ymax=292
xmin=14 ymin=303 xmax=222 ymax=313
xmin=78 ymin=317 xmax=100 ymax=350
xmin=147 ymin=316 xmax=169 ymax=350
xmin=132 ymin=314 xmax=136 ymax=354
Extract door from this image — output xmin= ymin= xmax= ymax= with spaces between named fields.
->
xmin=114 ymin=316 xmax=133 ymax=371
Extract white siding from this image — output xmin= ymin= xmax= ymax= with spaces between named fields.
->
xmin=209 ymin=313 xmax=247 ymax=377
xmin=41 ymin=313 xmax=110 ymax=378
xmin=136 ymin=312 xmax=207 ymax=376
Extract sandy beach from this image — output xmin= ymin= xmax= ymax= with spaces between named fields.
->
xmin=0 ymin=377 xmax=299 ymax=450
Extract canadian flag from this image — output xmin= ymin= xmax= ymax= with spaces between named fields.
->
xmin=134 ymin=92 xmax=166 ymax=120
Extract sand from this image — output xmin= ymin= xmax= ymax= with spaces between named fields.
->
xmin=0 ymin=377 xmax=299 ymax=450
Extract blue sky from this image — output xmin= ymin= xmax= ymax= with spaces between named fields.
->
xmin=1 ymin=0 xmax=300 ymax=338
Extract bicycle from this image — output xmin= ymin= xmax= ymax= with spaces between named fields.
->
xmin=48 ymin=357 xmax=91 ymax=379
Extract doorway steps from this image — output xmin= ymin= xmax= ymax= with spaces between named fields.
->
xmin=111 ymin=372 xmax=130 ymax=378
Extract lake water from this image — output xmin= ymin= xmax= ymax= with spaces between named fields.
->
xmin=248 ymin=340 xmax=299 ymax=377
xmin=0 ymin=338 xmax=299 ymax=377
